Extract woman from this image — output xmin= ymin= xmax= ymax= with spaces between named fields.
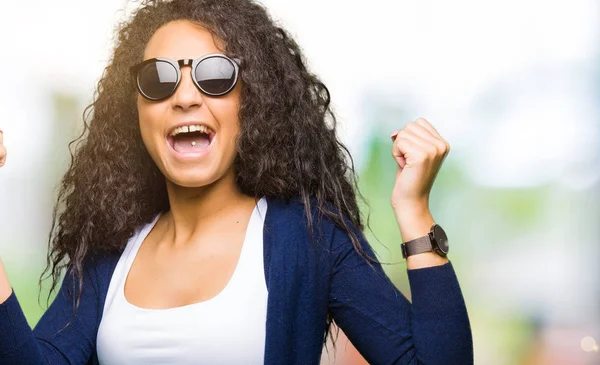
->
xmin=0 ymin=0 xmax=472 ymax=364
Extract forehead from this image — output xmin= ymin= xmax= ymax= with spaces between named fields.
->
xmin=143 ymin=20 xmax=225 ymax=60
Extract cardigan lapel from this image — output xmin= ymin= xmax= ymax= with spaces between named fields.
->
xmin=262 ymin=197 xmax=331 ymax=364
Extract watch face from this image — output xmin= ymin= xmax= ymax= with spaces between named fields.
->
xmin=432 ymin=224 xmax=449 ymax=255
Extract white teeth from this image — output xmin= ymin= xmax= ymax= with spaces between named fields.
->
xmin=170 ymin=124 xmax=210 ymax=137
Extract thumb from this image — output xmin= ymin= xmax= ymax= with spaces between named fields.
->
xmin=391 ymin=133 xmax=407 ymax=169
xmin=394 ymin=153 xmax=406 ymax=169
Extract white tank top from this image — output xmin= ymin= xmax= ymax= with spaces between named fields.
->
xmin=96 ymin=198 xmax=268 ymax=365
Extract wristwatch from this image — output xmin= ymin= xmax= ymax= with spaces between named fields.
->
xmin=401 ymin=223 xmax=449 ymax=258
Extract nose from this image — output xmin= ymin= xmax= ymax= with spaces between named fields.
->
xmin=171 ymin=64 xmax=203 ymax=110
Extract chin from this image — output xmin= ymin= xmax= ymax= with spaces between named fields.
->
xmin=165 ymin=172 xmax=219 ymax=189
xmin=163 ymin=162 xmax=236 ymax=189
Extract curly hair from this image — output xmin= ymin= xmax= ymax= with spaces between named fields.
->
xmin=42 ymin=0 xmax=378 ymax=349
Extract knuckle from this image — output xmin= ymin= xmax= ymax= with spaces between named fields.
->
xmin=404 ymin=122 xmax=416 ymax=131
xmin=424 ymin=143 xmax=437 ymax=154
xmin=415 ymin=150 xmax=428 ymax=161
xmin=436 ymin=141 xmax=447 ymax=154
xmin=396 ymin=129 xmax=409 ymax=139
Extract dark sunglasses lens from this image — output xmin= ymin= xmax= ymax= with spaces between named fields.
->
xmin=195 ymin=57 xmax=236 ymax=95
xmin=138 ymin=61 xmax=178 ymax=100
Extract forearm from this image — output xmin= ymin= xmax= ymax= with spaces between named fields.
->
xmin=408 ymin=262 xmax=473 ymax=364
xmin=0 ymin=290 xmax=48 ymax=364
xmin=0 ymin=262 xmax=98 ymax=364
xmin=329 ymin=226 xmax=473 ymax=364
xmin=394 ymin=202 xmax=449 ymax=270
xmin=0 ymin=258 xmax=13 ymax=304
xmin=0 ymin=259 xmax=47 ymax=363
xmin=397 ymin=203 xmax=471 ymax=362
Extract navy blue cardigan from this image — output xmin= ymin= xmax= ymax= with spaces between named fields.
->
xmin=0 ymin=197 xmax=473 ymax=364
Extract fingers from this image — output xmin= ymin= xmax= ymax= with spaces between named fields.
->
xmin=392 ymin=134 xmax=429 ymax=171
xmin=414 ymin=117 xmax=440 ymax=137
xmin=391 ymin=118 xmax=450 ymax=159
xmin=414 ymin=118 xmax=451 ymax=154
xmin=393 ymin=129 xmax=438 ymax=163
xmin=392 ymin=144 xmax=407 ymax=169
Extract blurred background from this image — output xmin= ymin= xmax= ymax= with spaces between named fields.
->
xmin=0 ymin=0 xmax=598 ymax=364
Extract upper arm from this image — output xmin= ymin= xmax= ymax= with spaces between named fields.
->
xmin=328 ymin=226 xmax=419 ymax=365
xmin=327 ymin=223 xmax=473 ymax=365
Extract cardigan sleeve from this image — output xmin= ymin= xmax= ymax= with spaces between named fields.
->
xmin=327 ymin=225 xmax=473 ymax=365
xmin=0 ymin=264 xmax=100 ymax=365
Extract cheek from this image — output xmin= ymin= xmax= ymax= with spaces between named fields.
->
xmin=136 ymin=102 xmax=163 ymax=154
xmin=215 ymin=83 xmax=242 ymax=137
xmin=213 ymin=98 xmax=241 ymax=138
xmin=219 ymin=112 xmax=241 ymax=155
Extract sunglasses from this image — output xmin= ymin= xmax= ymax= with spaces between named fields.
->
xmin=130 ymin=53 xmax=241 ymax=101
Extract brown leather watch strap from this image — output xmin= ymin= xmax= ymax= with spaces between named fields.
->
xmin=401 ymin=235 xmax=433 ymax=258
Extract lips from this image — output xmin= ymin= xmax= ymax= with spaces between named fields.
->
xmin=168 ymin=131 xmax=212 ymax=153
xmin=165 ymin=122 xmax=216 ymax=157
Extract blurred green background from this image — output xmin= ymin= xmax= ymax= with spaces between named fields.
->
xmin=1 ymin=1 xmax=598 ymax=364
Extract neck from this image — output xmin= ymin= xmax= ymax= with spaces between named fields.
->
xmin=161 ymin=169 xmax=257 ymax=248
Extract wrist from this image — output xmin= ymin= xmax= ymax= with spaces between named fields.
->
xmin=393 ymin=204 xmax=434 ymax=242
xmin=399 ymin=218 xmax=450 ymax=269
xmin=391 ymin=196 xmax=429 ymax=213
xmin=397 ymin=213 xmax=434 ymax=242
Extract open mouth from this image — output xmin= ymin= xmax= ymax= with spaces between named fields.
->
xmin=167 ymin=124 xmax=215 ymax=154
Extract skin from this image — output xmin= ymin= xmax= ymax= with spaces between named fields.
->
xmin=0 ymin=130 xmax=8 ymax=303
xmin=390 ymin=118 xmax=450 ymax=268
xmin=0 ymin=21 xmax=450 ymax=306
xmin=125 ymin=20 xmax=258 ymax=308
xmin=0 ymin=130 xmax=4 ymax=168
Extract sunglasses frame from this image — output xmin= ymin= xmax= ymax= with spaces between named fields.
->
xmin=130 ymin=53 xmax=241 ymax=101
